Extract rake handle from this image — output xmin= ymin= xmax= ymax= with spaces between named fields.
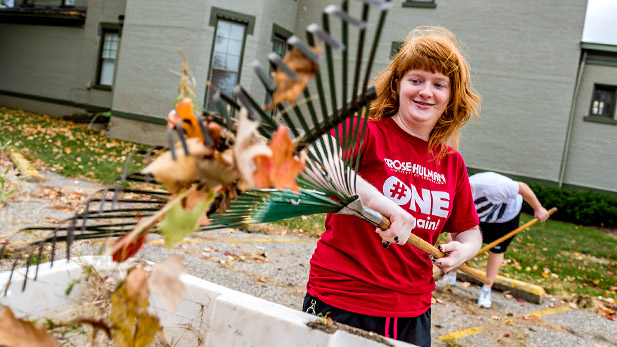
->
xmin=475 ymin=207 xmax=557 ymax=257
xmin=377 ymin=216 xmax=490 ymax=285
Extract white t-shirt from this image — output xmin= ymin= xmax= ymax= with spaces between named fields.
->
xmin=469 ymin=172 xmax=522 ymax=223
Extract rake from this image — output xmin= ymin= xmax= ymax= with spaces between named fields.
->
xmin=5 ymin=0 xmax=489 ymax=292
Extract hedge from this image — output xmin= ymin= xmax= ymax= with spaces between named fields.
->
xmin=522 ymin=184 xmax=617 ymax=228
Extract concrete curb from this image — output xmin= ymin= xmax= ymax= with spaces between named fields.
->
xmin=8 ymin=151 xmax=43 ymax=182
xmin=0 ymin=256 xmax=412 ymax=347
xmin=456 ymin=267 xmax=545 ymax=304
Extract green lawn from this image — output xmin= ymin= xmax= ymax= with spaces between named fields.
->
xmin=0 ymin=107 xmax=149 ymax=183
xmin=2 ymin=106 xmax=616 ymax=301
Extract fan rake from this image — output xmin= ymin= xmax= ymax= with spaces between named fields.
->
xmin=3 ymin=0 xmax=489 ymax=294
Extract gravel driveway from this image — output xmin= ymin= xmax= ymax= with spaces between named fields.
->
xmin=1 ymin=164 xmax=616 ymax=346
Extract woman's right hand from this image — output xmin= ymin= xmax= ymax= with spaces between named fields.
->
xmin=375 ymin=205 xmax=416 ymax=246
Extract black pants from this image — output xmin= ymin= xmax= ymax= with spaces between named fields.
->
xmin=303 ymin=293 xmax=431 ymax=347
xmin=480 ymin=214 xmax=520 ymax=253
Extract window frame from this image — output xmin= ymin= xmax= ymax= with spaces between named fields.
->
xmin=265 ymin=23 xmax=292 ymax=107
xmin=204 ymin=7 xmax=255 ymax=112
xmin=94 ymin=23 xmax=122 ymax=91
xmin=402 ymin=0 xmax=437 ymax=9
xmin=584 ymin=84 xmax=617 ymax=125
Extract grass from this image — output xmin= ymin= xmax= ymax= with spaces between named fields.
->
xmin=464 ymin=214 xmax=617 ymax=300
xmin=2 ymin=106 xmax=616 ymax=301
xmin=0 ymin=107 xmax=150 ymax=184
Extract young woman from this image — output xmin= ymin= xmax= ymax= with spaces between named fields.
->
xmin=303 ymin=27 xmax=482 ymax=346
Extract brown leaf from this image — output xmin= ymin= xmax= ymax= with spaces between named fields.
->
xmin=265 ymin=46 xmax=321 ymax=110
xmin=0 ymin=307 xmax=58 ymax=347
xmin=232 ymin=108 xmax=271 ymax=190
xmin=126 ymin=266 xmax=150 ymax=302
xmin=142 ymin=138 xmax=214 ymax=194
xmin=148 ymin=254 xmax=187 ymax=312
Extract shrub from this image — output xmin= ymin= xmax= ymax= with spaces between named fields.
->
xmin=523 ymin=184 xmax=617 ymax=228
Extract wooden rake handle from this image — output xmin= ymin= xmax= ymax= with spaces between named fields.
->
xmin=378 ymin=216 xmax=491 ymax=285
xmin=474 ymin=207 xmax=558 ymax=257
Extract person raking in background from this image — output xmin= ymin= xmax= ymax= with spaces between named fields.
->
xmin=302 ymin=26 xmax=482 ymax=347
xmin=437 ymin=171 xmax=550 ymax=309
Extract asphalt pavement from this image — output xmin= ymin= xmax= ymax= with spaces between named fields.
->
xmin=1 ymin=164 xmax=616 ymax=346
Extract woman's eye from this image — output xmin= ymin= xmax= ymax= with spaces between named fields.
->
xmin=411 ymin=79 xmax=422 ymax=84
xmin=435 ymin=83 xmax=446 ymax=89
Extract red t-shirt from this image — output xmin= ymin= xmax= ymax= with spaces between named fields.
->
xmin=307 ymin=116 xmax=479 ymax=317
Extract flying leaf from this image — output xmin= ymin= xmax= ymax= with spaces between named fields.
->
xmin=265 ymin=46 xmax=321 ymax=110
xmin=232 ymin=108 xmax=272 ymax=190
xmin=142 ymin=138 xmax=214 ymax=194
xmin=158 ymin=186 xmax=216 ymax=248
xmin=112 ymin=233 xmax=146 ymax=263
xmin=110 ymin=282 xmax=161 ymax=347
xmin=253 ymin=125 xmax=306 ymax=192
xmin=148 ymin=254 xmax=187 ymax=312
xmin=0 ymin=307 xmax=58 ymax=347
xmin=175 ymin=97 xmax=204 ymax=142
xmin=125 ymin=266 xmax=150 ymax=302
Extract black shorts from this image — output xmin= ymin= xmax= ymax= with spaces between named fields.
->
xmin=302 ymin=293 xmax=431 ymax=347
xmin=479 ymin=214 xmax=520 ymax=254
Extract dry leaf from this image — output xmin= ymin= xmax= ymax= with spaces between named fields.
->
xmin=0 ymin=307 xmax=58 ymax=347
xmin=148 ymin=254 xmax=187 ymax=312
xmin=175 ymin=97 xmax=204 ymax=141
xmin=253 ymin=125 xmax=305 ymax=192
xmin=265 ymin=46 xmax=321 ymax=110
xmin=112 ymin=233 xmax=146 ymax=263
xmin=232 ymin=108 xmax=272 ymax=190
xmin=110 ymin=283 xmax=161 ymax=347
xmin=142 ymin=138 xmax=214 ymax=194
xmin=126 ymin=266 xmax=150 ymax=302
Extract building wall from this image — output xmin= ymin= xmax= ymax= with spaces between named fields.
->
xmin=564 ymin=60 xmax=617 ymax=192
xmin=0 ymin=0 xmax=126 ymax=115
xmin=296 ymin=0 xmax=587 ymax=184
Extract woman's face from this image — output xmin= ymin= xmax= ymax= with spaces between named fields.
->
xmin=397 ymin=69 xmax=451 ymax=131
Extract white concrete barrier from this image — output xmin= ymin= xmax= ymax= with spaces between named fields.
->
xmin=0 ymin=256 xmax=414 ymax=346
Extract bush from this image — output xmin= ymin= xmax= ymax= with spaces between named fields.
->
xmin=523 ymin=184 xmax=617 ymax=228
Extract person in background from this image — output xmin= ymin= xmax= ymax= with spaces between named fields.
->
xmin=302 ymin=26 xmax=482 ymax=346
xmin=437 ymin=171 xmax=549 ymax=309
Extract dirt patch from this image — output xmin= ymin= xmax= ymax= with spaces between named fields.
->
xmin=306 ymin=320 xmax=393 ymax=346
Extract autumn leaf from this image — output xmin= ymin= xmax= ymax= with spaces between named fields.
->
xmin=253 ymin=125 xmax=306 ymax=192
xmin=125 ymin=266 xmax=150 ymax=302
xmin=232 ymin=108 xmax=272 ymax=190
xmin=148 ymin=254 xmax=187 ymax=312
xmin=175 ymin=97 xmax=204 ymax=142
xmin=158 ymin=186 xmax=216 ymax=248
xmin=112 ymin=233 xmax=146 ymax=263
xmin=142 ymin=138 xmax=214 ymax=194
xmin=0 ymin=307 xmax=58 ymax=347
xmin=110 ymin=282 xmax=161 ymax=347
xmin=265 ymin=46 xmax=321 ymax=110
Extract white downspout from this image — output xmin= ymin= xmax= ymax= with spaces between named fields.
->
xmin=558 ymin=50 xmax=587 ymax=187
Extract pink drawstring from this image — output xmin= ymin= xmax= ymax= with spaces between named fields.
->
xmin=385 ymin=317 xmax=390 ymax=338
xmin=394 ymin=317 xmax=398 ymax=340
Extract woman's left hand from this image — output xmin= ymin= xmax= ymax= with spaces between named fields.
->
xmin=431 ymin=226 xmax=481 ymax=273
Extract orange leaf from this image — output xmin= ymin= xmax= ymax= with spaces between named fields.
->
xmin=175 ymin=97 xmax=204 ymax=142
xmin=265 ymin=46 xmax=321 ymax=110
xmin=253 ymin=125 xmax=305 ymax=192
xmin=125 ymin=266 xmax=150 ymax=302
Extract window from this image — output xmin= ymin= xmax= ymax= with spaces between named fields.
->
xmin=589 ymin=85 xmax=616 ymax=119
xmin=96 ymin=28 xmax=120 ymax=88
xmin=402 ymin=0 xmax=437 ymax=8
xmin=205 ymin=19 xmax=247 ymax=111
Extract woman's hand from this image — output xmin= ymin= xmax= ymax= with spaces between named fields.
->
xmin=534 ymin=207 xmax=550 ymax=222
xmin=432 ymin=226 xmax=481 ymax=273
xmin=375 ymin=206 xmax=416 ymax=246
